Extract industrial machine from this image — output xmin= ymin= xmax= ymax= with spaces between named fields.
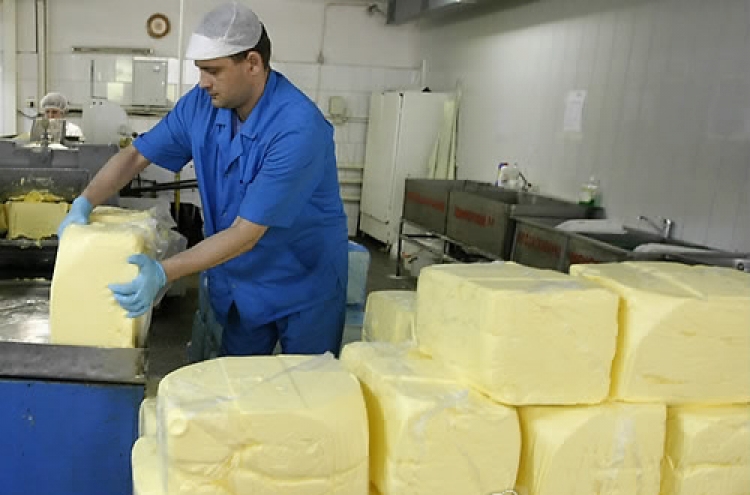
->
xmin=0 ymin=125 xmax=146 ymax=495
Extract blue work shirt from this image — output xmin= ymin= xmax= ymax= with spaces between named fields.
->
xmin=134 ymin=70 xmax=348 ymax=325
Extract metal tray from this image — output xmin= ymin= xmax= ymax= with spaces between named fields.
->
xmin=0 ymin=280 xmax=145 ymax=384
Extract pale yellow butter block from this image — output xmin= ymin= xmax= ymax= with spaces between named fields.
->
xmin=341 ymin=342 xmax=520 ymax=495
xmin=660 ymin=404 xmax=750 ymax=495
xmin=517 ymin=402 xmax=666 ymax=495
xmin=414 ymin=262 xmax=619 ymax=405
xmin=362 ymin=291 xmax=416 ymax=343
xmin=571 ymin=262 xmax=750 ymax=404
xmin=7 ymin=200 xmax=69 ymax=239
xmin=133 ymin=436 xmax=230 ymax=495
xmin=90 ymin=205 xmax=152 ymax=224
xmin=50 ymin=222 xmax=150 ymax=348
xmin=139 ymin=397 xmax=157 ymax=438
xmin=133 ymin=437 xmax=169 ymax=495
xmin=156 ymin=354 xmax=368 ymax=495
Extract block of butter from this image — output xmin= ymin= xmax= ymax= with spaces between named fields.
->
xmin=571 ymin=262 xmax=750 ymax=403
xmin=517 ymin=402 xmax=666 ymax=495
xmin=133 ymin=437 xmax=171 ymax=495
xmin=155 ymin=354 xmax=368 ymax=495
xmin=90 ymin=205 xmax=152 ymax=224
xmin=341 ymin=342 xmax=520 ymax=495
xmin=661 ymin=404 xmax=750 ymax=495
xmin=362 ymin=291 xmax=416 ymax=343
xmin=50 ymin=222 xmax=152 ymax=348
xmin=415 ymin=262 xmax=619 ymax=405
xmin=7 ymin=200 xmax=69 ymax=239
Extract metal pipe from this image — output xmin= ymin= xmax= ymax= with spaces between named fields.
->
xmin=126 ymin=180 xmax=198 ymax=194
xmin=36 ymin=0 xmax=47 ymax=101
xmin=2 ymin=0 xmax=18 ymax=135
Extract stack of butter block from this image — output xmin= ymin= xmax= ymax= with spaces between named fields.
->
xmin=132 ymin=354 xmax=370 ymax=495
xmin=341 ymin=342 xmax=520 ymax=495
xmin=50 ymin=205 xmax=169 ymax=348
xmin=354 ymin=261 xmax=749 ymax=495
xmin=360 ymin=290 xmax=416 ymax=343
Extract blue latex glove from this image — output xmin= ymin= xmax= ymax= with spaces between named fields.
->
xmin=109 ymin=254 xmax=167 ymax=318
xmin=57 ymin=196 xmax=93 ymax=238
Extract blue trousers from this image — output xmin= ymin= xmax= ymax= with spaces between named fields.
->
xmin=218 ymin=290 xmax=346 ymax=357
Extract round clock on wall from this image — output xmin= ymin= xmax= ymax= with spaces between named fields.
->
xmin=146 ymin=13 xmax=171 ymax=39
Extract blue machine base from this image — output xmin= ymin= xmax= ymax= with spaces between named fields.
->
xmin=0 ymin=378 xmax=144 ymax=495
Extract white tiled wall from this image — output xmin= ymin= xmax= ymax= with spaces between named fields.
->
xmin=419 ymin=0 xmax=750 ymax=252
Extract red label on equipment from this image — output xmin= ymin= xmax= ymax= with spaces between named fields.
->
xmin=454 ymin=206 xmax=493 ymax=227
xmin=516 ymin=232 xmax=562 ymax=256
xmin=406 ymin=192 xmax=445 ymax=212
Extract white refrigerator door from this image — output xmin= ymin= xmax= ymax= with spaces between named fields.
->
xmin=387 ymin=92 xmax=451 ymax=242
xmin=360 ymin=92 xmax=402 ymax=223
xmin=360 ymin=91 xmax=452 ymax=246
xmin=359 ymin=92 xmax=402 ymax=241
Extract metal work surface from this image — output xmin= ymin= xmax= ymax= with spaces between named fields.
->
xmin=0 ymin=239 xmax=58 ymax=280
xmin=0 ymin=167 xmax=90 ymax=202
xmin=0 ymin=280 xmax=146 ymax=384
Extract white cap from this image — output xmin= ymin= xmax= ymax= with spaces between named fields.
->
xmin=40 ymin=92 xmax=69 ymax=112
xmin=185 ymin=2 xmax=263 ymax=61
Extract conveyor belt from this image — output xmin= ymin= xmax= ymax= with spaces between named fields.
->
xmin=0 ymin=280 xmax=146 ymax=385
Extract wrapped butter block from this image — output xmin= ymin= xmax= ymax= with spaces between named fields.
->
xmin=7 ymin=200 xmax=69 ymax=239
xmin=90 ymin=205 xmax=152 ymax=224
xmin=341 ymin=342 xmax=520 ymax=495
xmin=133 ymin=437 xmax=169 ymax=495
xmin=156 ymin=354 xmax=368 ymax=495
xmin=570 ymin=262 xmax=750 ymax=404
xmin=50 ymin=221 xmax=153 ymax=348
xmin=362 ymin=291 xmax=416 ymax=343
xmin=517 ymin=403 xmax=666 ymax=495
xmin=415 ymin=262 xmax=619 ymax=405
xmin=139 ymin=397 xmax=157 ymax=438
xmin=660 ymin=404 xmax=750 ymax=495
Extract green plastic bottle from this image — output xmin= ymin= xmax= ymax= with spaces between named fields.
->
xmin=578 ymin=176 xmax=600 ymax=206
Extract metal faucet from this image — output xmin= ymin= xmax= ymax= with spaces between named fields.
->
xmin=638 ymin=215 xmax=675 ymax=239
xmin=517 ymin=171 xmax=531 ymax=192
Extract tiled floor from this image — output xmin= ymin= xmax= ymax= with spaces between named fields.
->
xmin=145 ymin=235 xmax=416 ymax=395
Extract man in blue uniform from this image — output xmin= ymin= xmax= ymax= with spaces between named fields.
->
xmin=57 ymin=2 xmax=349 ymax=356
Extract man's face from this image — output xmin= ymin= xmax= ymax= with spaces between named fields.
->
xmin=196 ymin=56 xmax=254 ymax=110
xmin=45 ymin=108 xmax=64 ymax=119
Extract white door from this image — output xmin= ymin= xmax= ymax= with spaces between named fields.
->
xmin=387 ymin=92 xmax=451 ymax=239
xmin=360 ymin=92 xmax=402 ymax=224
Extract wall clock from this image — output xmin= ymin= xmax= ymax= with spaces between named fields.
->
xmin=146 ymin=13 xmax=171 ymax=39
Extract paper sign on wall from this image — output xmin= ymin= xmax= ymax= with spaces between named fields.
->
xmin=564 ymin=90 xmax=587 ymax=132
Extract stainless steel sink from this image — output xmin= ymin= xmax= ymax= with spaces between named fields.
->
xmin=445 ymin=189 xmax=593 ymax=259
xmin=510 ymin=216 xmax=744 ymax=273
xmin=580 ymin=227 xmax=714 ymax=252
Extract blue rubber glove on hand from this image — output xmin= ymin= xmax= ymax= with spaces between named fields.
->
xmin=109 ymin=254 xmax=168 ymax=318
xmin=57 ymin=196 xmax=93 ymax=238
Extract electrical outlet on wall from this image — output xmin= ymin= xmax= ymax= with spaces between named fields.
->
xmin=25 ymin=97 xmax=36 ymax=109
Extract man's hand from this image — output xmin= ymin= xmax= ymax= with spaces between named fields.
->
xmin=109 ymin=254 xmax=167 ymax=318
xmin=57 ymin=196 xmax=93 ymax=238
